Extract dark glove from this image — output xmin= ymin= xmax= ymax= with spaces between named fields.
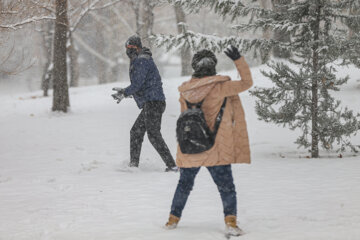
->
xmin=112 ymin=87 xmax=125 ymax=94
xmin=224 ymin=45 xmax=241 ymax=61
xmin=112 ymin=87 xmax=126 ymax=104
xmin=112 ymin=92 xmax=125 ymax=104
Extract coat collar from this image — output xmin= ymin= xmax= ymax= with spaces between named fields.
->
xmin=178 ymin=75 xmax=230 ymax=103
xmin=178 ymin=75 xmax=230 ymax=92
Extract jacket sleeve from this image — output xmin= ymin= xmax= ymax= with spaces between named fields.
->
xmin=124 ymin=58 xmax=149 ymax=96
xmin=220 ymin=57 xmax=253 ymax=97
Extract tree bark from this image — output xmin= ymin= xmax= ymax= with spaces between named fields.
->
xmin=174 ymin=5 xmax=192 ymax=76
xmin=68 ymin=31 xmax=80 ymax=87
xmin=94 ymin=19 xmax=107 ymax=84
xmin=52 ymin=0 xmax=69 ymax=112
xmin=132 ymin=1 xmax=141 ymax=36
xmin=260 ymin=0 xmax=272 ymax=62
xmin=260 ymin=0 xmax=272 ymax=39
xmin=41 ymin=20 xmax=53 ymax=97
xmin=348 ymin=4 xmax=360 ymax=39
xmin=107 ymin=9 xmax=120 ymax=83
xmin=271 ymin=0 xmax=291 ymax=59
xmin=131 ymin=0 xmax=155 ymax=49
xmin=139 ymin=0 xmax=155 ymax=49
xmin=311 ymin=2 xmax=322 ymax=158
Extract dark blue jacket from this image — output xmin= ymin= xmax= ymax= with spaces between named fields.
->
xmin=124 ymin=48 xmax=165 ymax=109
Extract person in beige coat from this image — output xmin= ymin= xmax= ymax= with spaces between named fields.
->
xmin=165 ymin=46 xmax=253 ymax=236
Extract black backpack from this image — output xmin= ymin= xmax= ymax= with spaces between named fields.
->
xmin=176 ymin=98 xmax=227 ymax=154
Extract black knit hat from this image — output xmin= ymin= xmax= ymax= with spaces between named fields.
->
xmin=191 ymin=49 xmax=217 ymax=78
xmin=125 ymin=35 xmax=142 ymax=48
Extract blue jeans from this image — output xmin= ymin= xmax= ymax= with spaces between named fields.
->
xmin=170 ymin=165 xmax=237 ymax=218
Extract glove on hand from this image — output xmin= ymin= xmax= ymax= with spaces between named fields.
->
xmin=112 ymin=87 xmax=126 ymax=104
xmin=112 ymin=92 xmax=125 ymax=104
xmin=112 ymin=87 xmax=125 ymax=94
xmin=224 ymin=45 xmax=241 ymax=61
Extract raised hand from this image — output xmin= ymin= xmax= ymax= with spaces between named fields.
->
xmin=224 ymin=45 xmax=241 ymax=61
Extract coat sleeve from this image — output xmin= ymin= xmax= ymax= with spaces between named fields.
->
xmin=220 ymin=57 xmax=253 ymax=97
xmin=124 ymin=58 xmax=149 ymax=96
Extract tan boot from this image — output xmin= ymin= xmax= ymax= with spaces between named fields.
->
xmin=165 ymin=214 xmax=180 ymax=229
xmin=225 ymin=215 xmax=244 ymax=236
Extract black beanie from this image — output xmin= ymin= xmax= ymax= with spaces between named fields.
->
xmin=125 ymin=35 xmax=142 ymax=48
xmin=191 ymin=49 xmax=217 ymax=78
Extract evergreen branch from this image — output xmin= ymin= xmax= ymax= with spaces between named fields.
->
xmin=232 ymin=20 xmax=307 ymax=34
xmin=168 ymin=0 xmax=270 ymax=21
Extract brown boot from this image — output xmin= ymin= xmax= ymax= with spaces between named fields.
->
xmin=224 ymin=215 xmax=244 ymax=236
xmin=165 ymin=214 xmax=180 ymax=229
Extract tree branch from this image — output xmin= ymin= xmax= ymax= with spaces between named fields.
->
xmin=0 ymin=16 xmax=55 ymax=30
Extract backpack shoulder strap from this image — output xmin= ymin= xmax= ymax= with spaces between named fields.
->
xmin=212 ymin=98 xmax=227 ymax=135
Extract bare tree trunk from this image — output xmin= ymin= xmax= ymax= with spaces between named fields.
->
xmin=68 ymin=31 xmax=80 ymax=87
xmin=41 ymin=20 xmax=53 ymax=97
xmin=135 ymin=0 xmax=154 ymax=49
xmin=260 ymin=0 xmax=272 ymax=39
xmin=311 ymin=2 xmax=321 ymax=158
xmin=132 ymin=1 xmax=141 ymax=35
xmin=348 ymin=4 xmax=360 ymax=39
xmin=260 ymin=0 xmax=272 ymax=62
xmin=271 ymin=0 xmax=291 ymax=59
xmin=52 ymin=0 xmax=69 ymax=112
xmin=142 ymin=0 xmax=154 ymax=48
xmin=174 ymin=5 xmax=192 ymax=76
xmin=106 ymin=9 xmax=119 ymax=83
xmin=94 ymin=19 xmax=107 ymax=84
xmin=42 ymin=62 xmax=53 ymax=97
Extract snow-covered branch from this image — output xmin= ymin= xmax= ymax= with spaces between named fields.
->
xmin=0 ymin=16 xmax=55 ymax=30
xmin=91 ymin=0 xmax=123 ymax=10
xmin=70 ymin=0 xmax=103 ymax=32
xmin=30 ymin=0 xmax=55 ymax=14
xmin=69 ymin=0 xmax=122 ymax=32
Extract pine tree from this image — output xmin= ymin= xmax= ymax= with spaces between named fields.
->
xmin=154 ymin=0 xmax=360 ymax=157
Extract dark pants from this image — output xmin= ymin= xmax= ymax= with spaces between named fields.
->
xmin=130 ymin=101 xmax=176 ymax=168
xmin=170 ymin=164 xmax=237 ymax=218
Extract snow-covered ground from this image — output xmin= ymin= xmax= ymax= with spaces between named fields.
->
xmin=1 ymin=64 xmax=360 ymax=240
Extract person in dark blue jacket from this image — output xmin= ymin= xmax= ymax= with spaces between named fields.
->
xmin=112 ymin=35 xmax=177 ymax=172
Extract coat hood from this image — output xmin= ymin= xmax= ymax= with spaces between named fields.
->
xmin=178 ymin=75 xmax=230 ymax=103
xmin=139 ymin=47 xmax=152 ymax=58
xmin=129 ymin=47 xmax=152 ymax=63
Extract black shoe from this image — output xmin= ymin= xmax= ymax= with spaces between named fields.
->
xmin=165 ymin=166 xmax=179 ymax=172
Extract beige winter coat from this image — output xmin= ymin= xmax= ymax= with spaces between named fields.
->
xmin=176 ymin=57 xmax=253 ymax=168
